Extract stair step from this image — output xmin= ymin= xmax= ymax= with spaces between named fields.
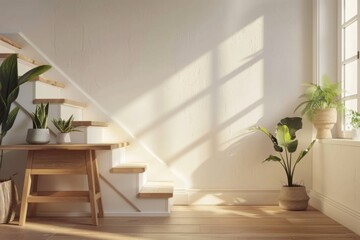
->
xmin=0 ymin=35 xmax=22 ymax=49
xmin=33 ymin=98 xmax=86 ymax=108
xmin=72 ymin=121 xmax=108 ymax=127
xmin=137 ymin=181 xmax=174 ymax=199
xmin=110 ymin=163 xmax=148 ymax=174
xmin=0 ymin=53 xmax=42 ymax=66
xmin=32 ymin=76 xmax=65 ymax=88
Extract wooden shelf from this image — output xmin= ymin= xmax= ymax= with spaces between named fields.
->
xmin=0 ymin=35 xmax=22 ymax=49
xmin=28 ymin=191 xmax=101 ymax=203
xmin=0 ymin=53 xmax=42 ymax=66
xmin=33 ymin=98 xmax=87 ymax=108
xmin=137 ymin=181 xmax=173 ymax=199
xmin=72 ymin=121 xmax=108 ymax=127
xmin=32 ymin=76 xmax=65 ymax=88
xmin=111 ymin=163 xmax=148 ymax=174
xmin=0 ymin=143 xmax=130 ymax=151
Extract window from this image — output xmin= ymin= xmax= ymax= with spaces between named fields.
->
xmin=340 ymin=0 xmax=359 ymax=137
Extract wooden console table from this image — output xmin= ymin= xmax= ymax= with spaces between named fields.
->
xmin=0 ymin=143 xmax=127 ymax=226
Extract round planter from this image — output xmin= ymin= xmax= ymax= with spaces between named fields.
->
xmin=313 ymin=108 xmax=337 ymax=139
xmin=56 ymin=132 xmax=71 ymax=144
xmin=26 ymin=129 xmax=50 ymax=144
xmin=0 ymin=179 xmax=18 ymax=223
xmin=278 ymin=186 xmax=309 ymax=211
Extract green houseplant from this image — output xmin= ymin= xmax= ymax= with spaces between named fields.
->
xmin=348 ymin=110 xmax=360 ymax=140
xmin=253 ymin=117 xmax=315 ymax=210
xmin=0 ymin=54 xmax=50 ymax=223
xmin=52 ymin=115 xmax=80 ymax=143
xmin=294 ymin=76 xmax=342 ymax=139
xmin=26 ymin=102 xmax=50 ymax=144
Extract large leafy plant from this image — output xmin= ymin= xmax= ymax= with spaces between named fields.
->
xmin=253 ymin=117 xmax=315 ymax=187
xmin=294 ymin=76 xmax=342 ymax=121
xmin=0 ymin=54 xmax=51 ymax=177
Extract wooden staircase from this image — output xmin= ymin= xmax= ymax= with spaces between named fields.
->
xmin=0 ymin=34 xmax=173 ymax=216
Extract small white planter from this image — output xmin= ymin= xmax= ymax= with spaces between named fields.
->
xmin=26 ymin=129 xmax=50 ymax=144
xmin=56 ymin=133 xmax=71 ymax=144
xmin=352 ymin=128 xmax=360 ymax=140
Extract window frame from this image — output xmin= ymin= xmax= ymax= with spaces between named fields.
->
xmin=338 ymin=0 xmax=360 ymax=139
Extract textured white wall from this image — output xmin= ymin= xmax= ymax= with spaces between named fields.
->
xmin=0 ymin=0 xmax=313 ymax=203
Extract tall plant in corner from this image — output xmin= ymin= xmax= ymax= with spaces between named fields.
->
xmin=252 ymin=117 xmax=315 ymax=210
xmin=0 ymin=54 xmax=51 ymax=177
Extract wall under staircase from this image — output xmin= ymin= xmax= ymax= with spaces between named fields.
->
xmin=0 ymin=34 xmax=174 ymax=216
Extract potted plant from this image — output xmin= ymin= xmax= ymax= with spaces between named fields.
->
xmin=294 ymin=76 xmax=342 ymax=139
xmin=253 ymin=117 xmax=315 ymax=210
xmin=348 ymin=110 xmax=360 ymax=140
xmin=52 ymin=115 xmax=80 ymax=144
xmin=26 ymin=102 xmax=50 ymax=144
xmin=0 ymin=54 xmax=50 ymax=223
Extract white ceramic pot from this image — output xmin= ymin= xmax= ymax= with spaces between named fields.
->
xmin=352 ymin=129 xmax=360 ymax=140
xmin=26 ymin=129 xmax=50 ymax=144
xmin=278 ymin=186 xmax=309 ymax=211
xmin=56 ymin=132 xmax=71 ymax=144
xmin=313 ymin=108 xmax=337 ymax=139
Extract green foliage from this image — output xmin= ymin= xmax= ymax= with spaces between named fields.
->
xmin=294 ymin=76 xmax=343 ymax=121
xmin=52 ymin=115 xmax=80 ymax=133
xmin=348 ymin=109 xmax=360 ymax=129
xmin=30 ymin=103 xmax=49 ymax=129
xmin=252 ymin=117 xmax=316 ymax=187
xmin=0 ymin=54 xmax=51 ymax=177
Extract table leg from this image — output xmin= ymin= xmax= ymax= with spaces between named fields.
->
xmin=29 ymin=175 xmax=39 ymax=217
xmin=85 ymin=150 xmax=98 ymax=226
xmin=91 ymin=150 xmax=104 ymax=218
xmin=19 ymin=151 xmax=34 ymax=226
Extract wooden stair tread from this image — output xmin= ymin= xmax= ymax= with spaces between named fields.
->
xmin=111 ymin=163 xmax=148 ymax=174
xmin=32 ymin=76 xmax=65 ymax=88
xmin=33 ymin=98 xmax=86 ymax=108
xmin=137 ymin=181 xmax=174 ymax=199
xmin=0 ymin=53 xmax=42 ymax=66
xmin=0 ymin=35 xmax=22 ymax=49
xmin=72 ymin=121 xmax=108 ymax=127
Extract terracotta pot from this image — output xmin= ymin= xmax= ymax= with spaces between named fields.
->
xmin=0 ymin=179 xmax=18 ymax=223
xmin=313 ymin=108 xmax=337 ymax=139
xmin=278 ymin=186 xmax=309 ymax=211
xmin=26 ymin=129 xmax=50 ymax=144
xmin=56 ymin=132 xmax=71 ymax=144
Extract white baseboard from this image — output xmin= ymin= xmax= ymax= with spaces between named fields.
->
xmin=173 ymin=188 xmax=279 ymax=205
xmin=310 ymin=190 xmax=360 ymax=236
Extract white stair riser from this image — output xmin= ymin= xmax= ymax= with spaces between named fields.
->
xmin=48 ymin=104 xmax=82 ymax=122
xmin=34 ymin=81 xmax=61 ymax=99
xmin=70 ymin=127 xmax=105 ymax=144
xmin=0 ymin=45 xmax=16 ymax=53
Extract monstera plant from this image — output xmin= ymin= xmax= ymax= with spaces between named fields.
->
xmin=0 ymin=54 xmax=50 ymax=223
xmin=253 ymin=117 xmax=315 ymax=210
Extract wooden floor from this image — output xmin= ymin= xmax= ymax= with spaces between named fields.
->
xmin=0 ymin=206 xmax=359 ymax=240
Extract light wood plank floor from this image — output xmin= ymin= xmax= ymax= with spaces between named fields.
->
xmin=0 ymin=206 xmax=359 ymax=240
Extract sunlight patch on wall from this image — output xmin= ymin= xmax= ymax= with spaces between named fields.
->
xmin=217 ymin=16 xmax=264 ymax=79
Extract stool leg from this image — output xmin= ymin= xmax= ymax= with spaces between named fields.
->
xmin=91 ymin=150 xmax=104 ymax=218
xmin=19 ymin=151 xmax=34 ymax=226
xmin=85 ymin=150 xmax=98 ymax=226
xmin=29 ymin=175 xmax=38 ymax=217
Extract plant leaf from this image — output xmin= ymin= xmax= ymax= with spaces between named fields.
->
xmin=18 ymin=65 xmax=51 ymax=85
xmin=278 ymin=117 xmax=302 ymax=140
xmin=263 ymin=155 xmax=281 ymax=163
xmin=295 ymin=140 xmax=316 ymax=164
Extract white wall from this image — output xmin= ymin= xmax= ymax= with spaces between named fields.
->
xmin=0 ymin=0 xmax=313 ymax=204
